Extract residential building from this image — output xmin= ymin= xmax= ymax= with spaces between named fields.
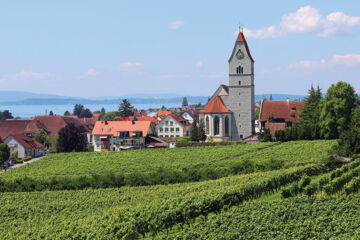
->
xmin=259 ymin=99 xmax=304 ymax=135
xmin=156 ymin=113 xmax=190 ymax=138
xmin=4 ymin=134 xmax=45 ymax=158
xmin=0 ymin=119 xmax=47 ymax=139
xmin=200 ymin=31 xmax=255 ymax=141
xmin=92 ymin=120 xmax=155 ymax=151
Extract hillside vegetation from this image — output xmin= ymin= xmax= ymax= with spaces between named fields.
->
xmin=0 ymin=140 xmax=336 ymax=192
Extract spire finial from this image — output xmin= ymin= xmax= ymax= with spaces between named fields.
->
xmin=238 ymin=23 xmax=243 ymax=33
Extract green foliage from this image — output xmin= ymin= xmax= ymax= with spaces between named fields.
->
xmin=262 ymin=128 xmax=272 ymax=142
xmin=169 ymin=195 xmax=360 ymax=239
xmin=118 ymin=99 xmax=134 ymax=116
xmin=0 ymin=165 xmax=323 ymax=239
xmin=197 ymin=119 xmax=206 ymax=141
xmin=45 ymin=134 xmax=58 ymax=150
xmin=182 ymin=97 xmax=188 ymax=107
xmin=190 ymin=121 xmax=198 ymax=142
xmin=49 ymin=110 xmax=54 ymax=116
xmin=64 ymin=110 xmax=70 ymax=116
xmin=0 ymin=143 xmax=10 ymax=165
xmin=255 ymin=106 xmax=260 ymax=118
xmin=10 ymin=150 xmax=18 ymax=159
xmin=0 ymin=110 xmax=13 ymax=120
xmin=320 ymin=81 xmax=357 ymax=139
xmin=0 ymin=140 xmax=336 ymax=192
xmin=34 ymin=129 xmax=48 ymax=145
xmin=102 ymin=111 xmax=117 ymax=120
xmin=56 ymin=123 xmax=87 ymax=153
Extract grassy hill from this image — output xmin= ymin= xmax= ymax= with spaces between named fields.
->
xmin=0 ymin=140 xmax=359 ymax=239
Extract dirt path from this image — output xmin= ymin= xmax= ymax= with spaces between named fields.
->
xmin=0 ymin=156 xmax=44 ymax=174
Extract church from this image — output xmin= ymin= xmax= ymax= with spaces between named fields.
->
xmin=200 ymin=31 xmax=255 ymax=141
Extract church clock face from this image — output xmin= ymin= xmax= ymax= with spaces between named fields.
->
xmin=236 ymin=49 xmax=244 ymax=60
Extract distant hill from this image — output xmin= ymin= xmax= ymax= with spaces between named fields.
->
xmin=0 ymin=90 xmax=306 ymax=106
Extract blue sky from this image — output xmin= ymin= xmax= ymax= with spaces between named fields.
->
xmin=0 ymin=0 xmax=359 ymax=98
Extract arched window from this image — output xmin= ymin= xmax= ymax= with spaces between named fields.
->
xmin=214 ymin=116 xmax=220 ymax=135
xmin=239 ymin=81 xmax=241 ymax=85
xmin=225 ymin=116 xmax=229 ymax=136
xmin=205 ymin=116 xmax=209 ymax=135
xmin=236 ymin=65 xmax=243 ymax=74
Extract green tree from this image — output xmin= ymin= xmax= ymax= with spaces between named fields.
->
xmin=298 ymin=85 xmax=322 ymax=139
xmin=319 ymin=81 xmax=357 ymax=139
xmin=182 ymin=97 xmax=188 ymax=107
xmin=73 ymin=104 xmax=85 ymax=117
xmin=64 ymin=110 xmax=70 ymax=116
xmin=190 ymin=121 xmax=199 ymax=142
xmin=0 ymin=110 xmax=13 ymax=120
xmin=49 ymin=110 xmax=54 ymax=116
xmin=56 ymin=124 xmax=87 ymax=152
xmin=45 ymin=135 xmax=58 ymax=151
xmin=102 ymin=112 xmax=117 ymax=120
xmin=118 ymin=99 xmax=134 ymax=116
xmin=0 ymin=143 xmax=10 ymax=165
xmin=262 ymin=128 xmax=272 ymax=142
xmin=197 ymin=120 xmax=207 ymax=141
xmin=79 ymin=108 xmax=93 ymax=118
xmin=196 ymin=102 xmax=202 ymax=108
xmin=34 ymin=129 xmax=48 ymax=145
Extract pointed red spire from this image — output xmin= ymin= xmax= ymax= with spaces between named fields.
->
xmin=235 ymin=31 xmax=254 ymax=62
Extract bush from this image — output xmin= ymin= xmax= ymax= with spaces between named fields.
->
xmin=23 ymin=156 xmax=32 ymax=162
xmin=16 ymin=158 xmax=24 ymax=164
xmin=10 ymin=150 xmax=18 ymax=159
xmin=304 ymin=182 xmax=318 ymax=196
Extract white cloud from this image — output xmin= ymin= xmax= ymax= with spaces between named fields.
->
xmin=0 ymin=71 xmax=53 ymax=83
xmin=288 ymin=54 xmax=360 ymax=69
xmin=241 ymin=6 xmax=360 ymax=39
xmin=168 ymin=20 xmax=185 ymax=30
xmin=117 ymin=62 xmax=144 ymax=71
xmin=195 ymin=61 xmax=203 ymax=68
xmin=79 ymin=68 xmax=99 ymax=79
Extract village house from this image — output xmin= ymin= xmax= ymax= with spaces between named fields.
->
xmin=92 ymin=120 xmax=155 ymax=151
xmin=156 ymin=113 xmax=191 ymax=138
xmin=0 ymin=119 xmax=47 ymax=140
xmin=259 ymin=99 xmax=304 ymax=135
xmin=4 ymin=134 xmax=45 ymax=158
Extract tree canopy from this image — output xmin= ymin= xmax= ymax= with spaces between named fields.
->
xmin=319 ymin=81 xmax=357 ymax=139
xmin=56 ymin=123 xmax=87 ymax=152
xmin=35 ymin=129 xmax=48 ymax=145
xmin=64 ymin=110 xmax=70 ymax=116
xmin=118 ymin=99 xmax=134 ymax=117
xmin=0 ymin=143 xmax=10 ymax=165
xmin=0 ymin=110 xmax=14 ymax=120
xmin=182 ymin=97 xmax=188 ymax=107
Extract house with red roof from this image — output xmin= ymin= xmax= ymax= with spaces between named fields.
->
xmin=0 ymin=119 xmax=47 ymax=139
xmin=91 ymin=120 xmax=155 ymax=151
xmin=4 ymin=134 xmax=45 ymax=158
xmin=259 ymin=100 xmax=304 ymax=135
xmin=155 ymin=113 xmax=191 ymax=138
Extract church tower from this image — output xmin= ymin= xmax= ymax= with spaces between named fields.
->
xmin=227 ymin=31 xmax=255 ymax=140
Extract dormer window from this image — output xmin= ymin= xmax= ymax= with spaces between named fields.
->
xmin=236 ymin=65 xmax=243 ymax=74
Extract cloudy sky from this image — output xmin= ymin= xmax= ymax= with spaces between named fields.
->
xmin=0 ymin=1 xmax=359 ymax=97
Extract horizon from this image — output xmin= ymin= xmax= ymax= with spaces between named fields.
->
xmin=0 ymin=1 xmax=359 ymax=97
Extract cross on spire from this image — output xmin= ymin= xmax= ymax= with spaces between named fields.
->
xmin=238 ymin=23 xmax=244 ymax=33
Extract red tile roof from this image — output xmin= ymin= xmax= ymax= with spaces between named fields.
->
xmin=201 ymin=96 xmax=230 ymax=114
xmin=236 ymin=32 xmax=254 ymax=62
xmin=0 ymin=120 xmax=45 ymax=139
xmin=159 ymin=113 xmax=191 ymax=127
xmin=92 ymin=120 xmax=152 ymax=137
xmin=265 ymin=122 xmax=286 ymax=136
xmin=260 ymin=101 xmax=304 ymax=123
xmin=6 ymin=134 xmax=44 ymax=149
xmin=157 ymin=110 xmax=172 ymax=117
xmin=112 ymin=116 xmax=158 ymax=122
xmin=32 ymin=116 xmax=89 ymax=135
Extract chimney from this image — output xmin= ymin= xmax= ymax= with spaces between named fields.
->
xmin=105 ymin=120 xmax=108 ymax=125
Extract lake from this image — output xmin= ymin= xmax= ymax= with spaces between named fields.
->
xmin=0 ymin=103 xmax=181 ymax=119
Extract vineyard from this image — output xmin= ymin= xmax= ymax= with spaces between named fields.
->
xmin=0 ymin=140 xmax=335 ymax=191
xmin=1 ymin=139 xmax=359 ymax=239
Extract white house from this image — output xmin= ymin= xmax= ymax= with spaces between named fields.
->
xmin=4 ymin=134 xmax=45 ymax=158
xmin=156 ymin=113 xmax=190 ymax=138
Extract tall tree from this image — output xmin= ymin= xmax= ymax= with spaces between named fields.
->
xmin=298 ymin=85 xmax=323 ymax=139
xmin=118 ymin=99 xmax=134 ymax=117
xmin=73 ymin=104 xmax=85 ymax=117
xmin=182 ymin=97 xmax=189 ymax=107
xmin=197 ymin=120 xmax=207 ymax=141
xmin=79 ymin=108 xmax=93 ymax=118
xmin=0 ymin=110 xmax=14 ymax=120
xmin=49 ymin=110 xmax=54 ymax=116
xmin=190 ymin=121 xmax=199 ymax=142
xmin=64 ymin=110 xmax=70 ymax=116
xmin=319 ymin=81 xmax=357 ymax=139
xmin=56 ymin=123 xmax=87 ymax=152
xmin=0 ymin=143 xmax=10 ymax=165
